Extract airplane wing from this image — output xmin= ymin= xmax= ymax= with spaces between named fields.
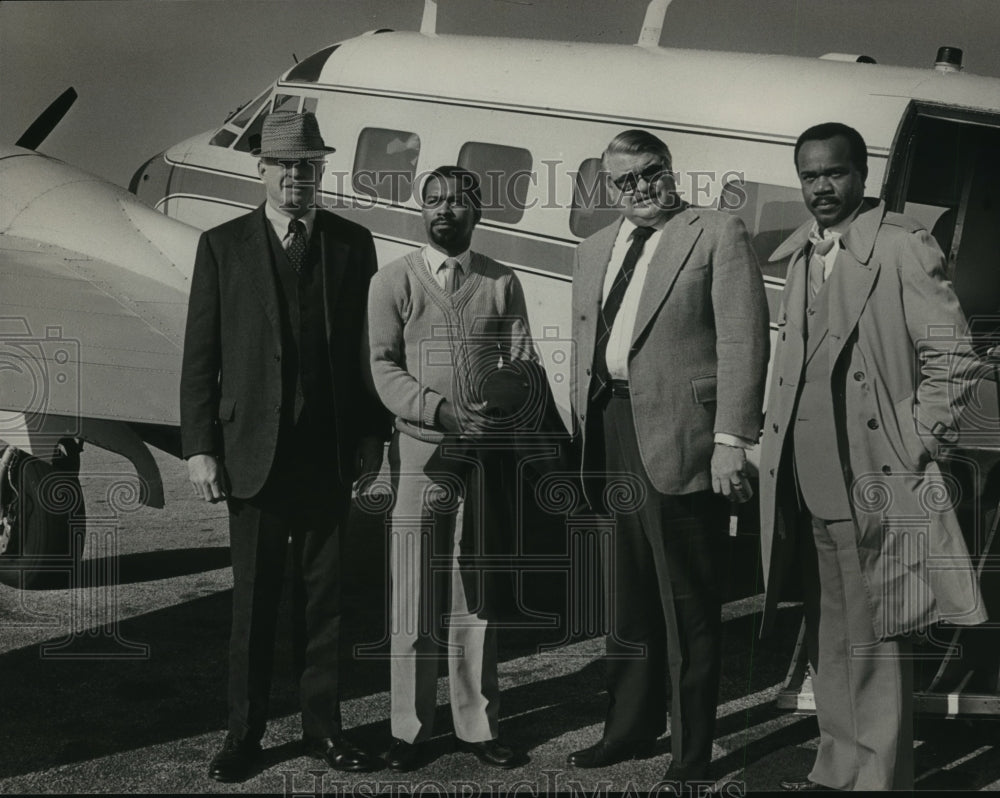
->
xmin=0 ymin=146 xmax=199 ymax=432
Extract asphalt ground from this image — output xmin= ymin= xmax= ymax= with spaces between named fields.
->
xmin=1 ymin=447 xmax=998 ymax=795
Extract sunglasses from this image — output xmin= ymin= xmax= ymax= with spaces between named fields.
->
xmin=610 ymin=162 xmax=671 ymax=194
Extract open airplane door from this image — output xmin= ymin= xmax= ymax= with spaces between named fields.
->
xmin=778 ymin=100 xmax=1000 ymax=718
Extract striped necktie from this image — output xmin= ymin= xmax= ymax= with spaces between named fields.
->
xmin=591 ymin=225 xmax=654 ymax=400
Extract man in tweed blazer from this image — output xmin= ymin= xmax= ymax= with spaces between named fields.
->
xmin=567 ymin=130 xmax=769 ymax=785
xmin=367 ymin=166 xmax=535 ymax=771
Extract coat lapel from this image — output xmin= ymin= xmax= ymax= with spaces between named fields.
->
xmin=825 ymin=200 xmax=883 ymax=369
xmin=629 ymin=206 xmax=701 ymax=349
xmin=238 ymin=206 xmax=281 ymax=336
xmin=316 ymin=212 xmax=348 ymax=343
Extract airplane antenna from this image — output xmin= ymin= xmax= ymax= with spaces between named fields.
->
xmin=16 ymin=87 xmax=78 ymax=150
xmin=637 ymin=0 xmax=673 ymax=47
xmin=421 ymin=0 xmax=438 ymax=35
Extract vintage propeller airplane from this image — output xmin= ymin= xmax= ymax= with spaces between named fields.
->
xmin=2 ymin=0 xmax=999 ymax=717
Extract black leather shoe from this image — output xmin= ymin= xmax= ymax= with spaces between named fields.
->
xmin=662 ymin=762 xmax=711 ymax=785
xmin=456 ymin=738 xmax=524 ymax=768
xmin=303 ymin=734 xmax=380 ymax=772
xmin=207 ymin=733 xmax=261 ymax=783
xmin=567 ymin=739 xmax=655 ymax=768
xmin=779 ymin=777 xmax=830 ymax=791
xmin=384 ymin=738 xmax=424 ymax=772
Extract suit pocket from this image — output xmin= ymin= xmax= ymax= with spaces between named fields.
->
xmin=219 ymin=396 xmax=236 ymax=423
xmin=690 ymin=375 xmax=717 ymax=405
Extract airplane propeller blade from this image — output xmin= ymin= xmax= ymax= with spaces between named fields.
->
xmin=15 ymin=87 xmax=78 ymax=150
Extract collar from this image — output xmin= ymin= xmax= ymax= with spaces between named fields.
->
xmin=423 ymin=245 xmax=472 ymax=275
xmin=265 ymin=201 xmax=316 ymax=239
xmin=770 ymin=197 xmax=883 ymax=263
xmin=809 ymin=201 xmax=862 ymax=245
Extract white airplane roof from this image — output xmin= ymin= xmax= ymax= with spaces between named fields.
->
xmin=286 ymin=32 xmax=1000 ymax=153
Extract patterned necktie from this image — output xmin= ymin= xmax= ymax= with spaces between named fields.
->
xmin=592 ymin=225 xmax=655 ymax=400
xmin=286 ymin=219 xmax=308 ymax=273
xmin=441 ymin=257 xmax=461 ymax=294
xmin=807 ymin=235 xmax=837 ymax=301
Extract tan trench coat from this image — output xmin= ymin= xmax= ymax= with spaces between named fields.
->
xmin=758 ymin=199 xmax=987 ymax=637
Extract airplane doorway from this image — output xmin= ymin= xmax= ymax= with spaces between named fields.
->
xmin=887 ymin=107 xmax=1000 ymax=351
xmin=885 ymin=105 xmax=1000 ymax=715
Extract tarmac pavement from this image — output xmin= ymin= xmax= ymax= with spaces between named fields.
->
xmin=1 ymin=446 xmax=998 ymax=794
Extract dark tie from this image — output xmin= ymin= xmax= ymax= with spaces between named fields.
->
xmin=591 ymin=225 xmax=655 ymax=400
xmin=441 ymin=257 xmax=461 ymax=293
xmin=286 ymin=219 xmax=307 ymax=273
xmin=807 ymin=235 xmax=837 ymax=301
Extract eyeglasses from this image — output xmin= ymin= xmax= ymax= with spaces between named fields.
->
xmin=610 ymin=162 xmax=671 ymax=194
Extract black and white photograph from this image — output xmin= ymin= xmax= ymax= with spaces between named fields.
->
xmin=2 ymin=0 xmax=999 ymax=794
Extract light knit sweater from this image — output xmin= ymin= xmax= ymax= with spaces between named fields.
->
xmin=367 ymin=248 xmax=536 ymax=442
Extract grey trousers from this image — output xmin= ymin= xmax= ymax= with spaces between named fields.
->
xmin=388 ymin=431 xmax=499 ymax=744
xmin=802 ymin=515 xmax=914 ymax=791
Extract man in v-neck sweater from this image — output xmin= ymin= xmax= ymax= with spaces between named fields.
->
xmin=367 ymin=167 xmax=535 ymax=771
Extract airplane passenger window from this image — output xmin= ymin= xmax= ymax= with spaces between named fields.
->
xmin=570 ymin=158 xmax=621 ymax=238
xmin=719 ymin=179 xmax=811 ymax=280
xmin=353 ymin=127 xmax=421 ymax=204
xmin=458 ymin=142 xmax=533 ymax=224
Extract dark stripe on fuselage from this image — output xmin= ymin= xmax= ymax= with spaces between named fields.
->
xmin=159 ymin=160 xmax=787 ymax=318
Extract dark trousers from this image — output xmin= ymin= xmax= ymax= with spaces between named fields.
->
xmin=226 ymin=471 xmax=348 ymax=743
xmin=600 ymin=394 xmax=728 ymax=776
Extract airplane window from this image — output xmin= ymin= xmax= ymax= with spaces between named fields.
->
xmin=458 ymin=142 xmax=533 ymax=224
xmin=272 ymin=94 xmax=301 ymax=114
xmin=353 ymin=127 xmax=421 ymax=204
xmin=570 ymin=158 xmax=621 ymax=238
xmin=230 ymin=92 xmax=270 ymax=129
xmin=234 ymin=107 xmax=269 ymax=154
xmin=719 ymin=179 xmax=811 ymax=280
xmin=209 ymin=129 xmax=238 ymax=148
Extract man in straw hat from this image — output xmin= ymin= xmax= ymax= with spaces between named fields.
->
xmin=181 ymin=111 xmax=390 ymax=782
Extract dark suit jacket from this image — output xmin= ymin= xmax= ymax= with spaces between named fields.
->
xmin=571 ymin=205 xmax=770 ymax=497
xmin=180 ymin=205 xmax=389 ymax=498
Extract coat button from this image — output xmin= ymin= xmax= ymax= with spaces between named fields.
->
xmin=867 ymin=419 xmax=879 ymax=430
xmin=853 ymin=371 xmax=864 ymax=381
xmin=781 ymin=332 xmax=786 ymax=341
xmin=585 ymin=368 xmax=591 ymax=376
xmin=274 ymin=354 xmax=281 ymax=362
xmin=778 ymin=377 xmax=783 ymax=386
xmin=769 ymin=468 xmax=775 ymax=476
xmin=274 ymin=404 xmax=281 ymax=414
xmin=772 ymin=423 xmax=779 ymax=432
xmin=882 ymin=465 xmax=892 ymax=474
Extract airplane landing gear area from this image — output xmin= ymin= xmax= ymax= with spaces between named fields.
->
xmin=0 ymin=439 xmax=86 ymax=590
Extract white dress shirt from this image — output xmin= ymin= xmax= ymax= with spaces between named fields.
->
xmin=808 ymin=202 xmax=863 ymax=279
xmin=601 ymin=218 xmax=665 ymax=380
xmin=422 ymin=245 xmax=472 ymax=289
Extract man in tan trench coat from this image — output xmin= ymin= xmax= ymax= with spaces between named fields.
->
xmin=758 ymin=122 xmax=987 ymax=792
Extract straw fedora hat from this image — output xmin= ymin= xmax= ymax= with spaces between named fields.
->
xmin=252 ymin=111 xmax=336 ymax=159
